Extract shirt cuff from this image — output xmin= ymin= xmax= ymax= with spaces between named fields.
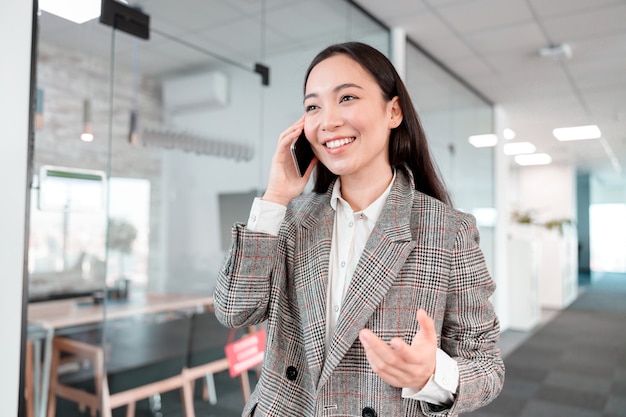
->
xmin=401 ymin=348 xmax=459 ymax=406
xmin=246 ymin=197 xmax=286 ymax=236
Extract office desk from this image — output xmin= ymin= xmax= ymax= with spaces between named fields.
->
xmin=28 ymin=292 xmax=213 ymax=417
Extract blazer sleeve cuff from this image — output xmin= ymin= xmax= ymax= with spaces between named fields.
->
xmin=247 ymin=197 xmax=286 ymax=236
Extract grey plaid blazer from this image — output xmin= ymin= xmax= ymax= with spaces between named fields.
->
xmin=214 ymin=167 xmax=504 ymax=417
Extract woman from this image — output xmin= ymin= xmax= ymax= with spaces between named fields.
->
xmin=214 ymin=42 xmax=504 ymax=417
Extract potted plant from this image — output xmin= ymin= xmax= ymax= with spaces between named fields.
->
xmin=108 ymin=218 xmax=137 ymax=297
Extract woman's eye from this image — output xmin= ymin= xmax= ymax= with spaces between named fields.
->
xmin=340 ymin=95 xmax=356 ymax=103
xmin=305 ymin=104 xmax=319 ymax=112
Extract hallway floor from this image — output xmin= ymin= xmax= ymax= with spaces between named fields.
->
xmin=465 ymin=272 xmax=626 ymax=417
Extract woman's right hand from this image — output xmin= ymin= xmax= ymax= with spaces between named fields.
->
xmin=262 ymin=115 xmax=317 ymax=206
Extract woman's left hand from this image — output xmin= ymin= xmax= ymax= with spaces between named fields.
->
xmin=358 ymin=309 xmax=437 ymax=390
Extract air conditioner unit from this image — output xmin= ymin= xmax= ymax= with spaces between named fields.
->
xmin=162 ymin=70 xmax=229 ymax=114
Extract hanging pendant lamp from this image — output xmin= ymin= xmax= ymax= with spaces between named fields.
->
xmin=80 ymin=98 xmax=94 ymax=142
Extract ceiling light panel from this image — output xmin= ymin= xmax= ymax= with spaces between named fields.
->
xmin=468 ymin=134 xmax=498 ymax=148
xmin=504 ymin=142 xmax=536 ymax=155
xmin=503 ymin=128 xmax=516 ymax=140
xmin=40 ymin=0 xmax=101 ymax=24
xmin=553 ymin=124 xmax=601 ymax=141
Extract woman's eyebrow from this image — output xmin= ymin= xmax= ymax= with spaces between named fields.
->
xmin=303 ymin=83 xmax=363 ymax=103
xmin=334 ymin=83 xmax=363 ymax=92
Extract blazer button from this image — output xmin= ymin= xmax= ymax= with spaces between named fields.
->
xmin=286 ymin=366 xmax=298 ymax=381
xmin=362 ymin=406 xmax=377 ymax=417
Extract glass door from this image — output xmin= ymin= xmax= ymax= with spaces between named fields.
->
xmin=27 ymin=5 xmax=113 ymax=417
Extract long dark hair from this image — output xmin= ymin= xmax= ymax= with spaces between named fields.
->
xmin=304 ymin=42 xmax=451 ymax=205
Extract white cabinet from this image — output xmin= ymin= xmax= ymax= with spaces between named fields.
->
xmin=538 ymin=225 xmax=578 ymax=309
xmin=507 ymin=238 xmax=541 ymax=331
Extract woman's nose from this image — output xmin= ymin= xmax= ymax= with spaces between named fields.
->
xmin=320 ymin=105 xmax=343 ymax=131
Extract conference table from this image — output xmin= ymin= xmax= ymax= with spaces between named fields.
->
xmin=27 ymin=292 xmax=213 ymax=417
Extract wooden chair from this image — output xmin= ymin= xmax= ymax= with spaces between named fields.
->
xmin=46 ymin=314 xmax=195 ymax=417
xmin=24 ymin=339 xmax=35 ymax=417
xmin=181 ymin=309 xmax=256 ymax=413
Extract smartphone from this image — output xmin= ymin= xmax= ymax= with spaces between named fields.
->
xmin=290 ymin=131 xmax=315 ymax=177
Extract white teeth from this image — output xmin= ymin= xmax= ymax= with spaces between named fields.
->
xmin=325 ymin=137 xmax=355 ymax=149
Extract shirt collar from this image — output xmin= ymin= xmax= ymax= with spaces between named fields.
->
xmin=330 ymin=169 xmax=396 ymax=220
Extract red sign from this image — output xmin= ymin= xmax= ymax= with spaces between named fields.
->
xmin=224 ymin=329 xmax=266 ymax=377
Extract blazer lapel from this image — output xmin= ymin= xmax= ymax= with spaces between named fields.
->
xmin=294 ymin=195 xmax=334 ymax=388
xmin=317 ymin=170 xmax=417 ymax=390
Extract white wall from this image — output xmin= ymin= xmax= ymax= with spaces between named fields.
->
xmin=156 ymin=55 xmax=303 ymax=294
xmin=0 ymin=1 xmax=33 ymax=415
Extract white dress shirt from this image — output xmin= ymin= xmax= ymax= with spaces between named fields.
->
xmin=245 ymin=176 xmax=459 ymax=405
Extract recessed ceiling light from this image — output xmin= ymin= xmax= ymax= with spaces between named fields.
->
xmin=514 ymin=153 xmax=552 ymax=166
xmin=40 ymin=0 xmax=101 ymax=24
xmin=538 ymin=43 xmax=572 ymax=60
xmin=468 ymin=134 xmax=497 ymax=148
xmin=553 ymin=124 xmax=601 ymax=141
xmin=504 ymin=142 xmax=536 ymax=155
xmin=503 ymin=128 xmax=516 ymax=140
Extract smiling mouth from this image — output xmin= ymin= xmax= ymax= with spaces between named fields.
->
xmin=325 ymin=137 xmax=355 ymax=149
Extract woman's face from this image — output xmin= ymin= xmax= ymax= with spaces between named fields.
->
xmin=303 ymin=54 xmax=402 ymax=182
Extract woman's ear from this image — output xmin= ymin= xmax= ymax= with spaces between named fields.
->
xmin=388 ymin=96 xmax=403 ymax=129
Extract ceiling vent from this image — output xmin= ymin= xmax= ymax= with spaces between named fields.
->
xmin=538 ymin=43 xmax=572 ymax=60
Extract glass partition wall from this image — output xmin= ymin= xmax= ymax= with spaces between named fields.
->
xmin=26 ymin=1 xmax=493 ymax=416
xmin=28 ymin=2 xmax=390 ymax=417
xmin=405 ymin=44 xmax=496 ymax=275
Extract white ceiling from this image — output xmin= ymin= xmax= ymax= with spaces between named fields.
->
xmin=355 ymin=0 xmax=626 ymax=183
xmin=38 ymin=0 xmax=626 ymax=181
